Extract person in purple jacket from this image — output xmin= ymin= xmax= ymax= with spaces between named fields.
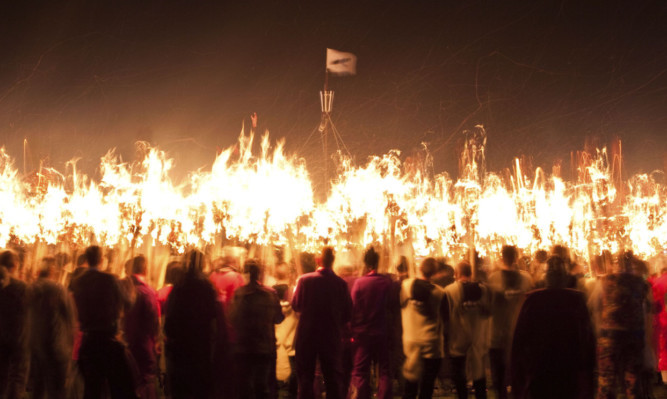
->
xmin=349 ymin=247 xmax=394 ymax=399
xmin=292 ymin=246 xmax=352 ymax=399
xmin=123 ymin=255 xmax=160 ymax=399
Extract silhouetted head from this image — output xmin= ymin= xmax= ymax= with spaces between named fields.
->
xmin=437 ymin=260 xmax=454 ymax=278
xmin=244 ymin=259 xmax=262 ymax=283
xmin=545 ymin=256 xmax=568 ymax=288
xmin=420 ymin=257 xmax=438 ymax=280
xmin=185 ymin=250 xmax=205 ymax=274
xmin=0 ymin=250 xmax=19 ymax=273
xmin=456 ymin=261 xmax=473 ymax=280
xmin=501 ymin=245 xmax=518 ymax=268
xmin=164 ymin=261 xmax=185 ymax=285
xmin=84 ymin=246 xmax=103 ymax=268
xmin=535 ymin=250 xmax=548 ymax=263
xmin=273 ymin=283 xmax=289 ymax=301
xmin=618 ymin=250 xmax=634 ymax=273
xmin=552 ymin=245 xmax=571 ymax=263
xmin=300 ymin=252 xmax=317 ymax=274
xmin=132 ymin=254 xmax=148 ymax=275
xmin=364 ymin=247 xmax=379 ymax=271
xmin=321 ymin=247 xmax=335 ymax=269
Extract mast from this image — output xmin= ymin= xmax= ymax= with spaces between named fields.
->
xmin=319 ymin=70 xmax=334 ymax=184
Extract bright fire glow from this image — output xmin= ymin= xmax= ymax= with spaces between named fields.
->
xmin=1 ymin=131 xmax=665 ymax=269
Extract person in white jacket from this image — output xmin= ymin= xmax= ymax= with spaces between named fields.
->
xmin=400 ymin=257 xmax=448 ymax=399
xmin=443 ymin=261 xmax=491 ymax=399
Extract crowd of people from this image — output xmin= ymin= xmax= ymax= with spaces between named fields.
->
xmin=0 ymin=242 xmax=664 ymax=399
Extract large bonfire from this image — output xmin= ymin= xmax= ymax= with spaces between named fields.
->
xmin=1 ymin=127 xmax=665 ymax=280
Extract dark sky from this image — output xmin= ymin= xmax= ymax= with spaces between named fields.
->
xmin=1 ymin=1 xmax=666 ymax=184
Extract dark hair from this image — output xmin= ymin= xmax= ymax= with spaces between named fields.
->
xmin=38 ymin=267 xmax=52 ymax=279
xmin=132 ymin=255 xmax=148 ymax=275
xmin=321 ymin=247 xmax=335 ymax=269
xmin=245 ymin=259 xmax=262 ymax=282
xmin=545 ymin=256 xmax=567 ymax=288
xmin=164 ymin=261 xmax=185 ymax=285
xmin=535 ymin=250 xmax=548 ymax=263
xmin=396 ymin=256 xmax=409 ymax=273
xmin=0 ymin=250 xmax=19 ymax=271
xmin=364 ymin=247 xmax=379 ymax=270
xmin=457 ymin=261 xmax=472 ymax=278
xmin=619 ymin=250 xmax=634 ymax=273
xmin=185 ymin=250 xmax=205 ymax=273
xmin=420 ymin=257 xmax=438 ymax=279
xmin=552 ymin=245 xmax=571 ymax=262
xmin=300 ymin=252 xmax=317 ymax=274
xmin=501 ymin=245 xmax=518 ymax=267
xmin=273 ymin=283 xmax=289 ymax=301
xmin=84 ymin=246 xmax=103 ymax=268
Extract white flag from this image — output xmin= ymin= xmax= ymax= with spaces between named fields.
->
xmin=326 ymin=48 xmax=357 ymax=76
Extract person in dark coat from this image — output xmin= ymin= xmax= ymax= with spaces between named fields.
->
xmin=349 ymin=247 xmax=393 ymax=399
xmin=230 ymin=259 xmax=284 ymax=399
xmin=510 ymin=256 xmax=596 ymax=399
xmin=591 ymin=251 xmax=652 ymax=399
xmin=123 ymin=255 xmax=160 ymax=399
xmin=0 ymin=250 xmax=29 ymax=399
xmin=70 ymin=245 xmax=139 ymax=399
xmin=164 ymin=250 xmax=227 ymax=399
xmin=28 ymin=263 xmax=76 ymax=399
xmin=292 ymin=246 xmax=352 ymax=399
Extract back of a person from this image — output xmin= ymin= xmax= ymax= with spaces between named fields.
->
xmin=488 ymin=268 xmax=531 ymax=348
xmin=0 ymin=276 xmax=29 ymax=399
xmin=400 ymin=277 xmax=444 ymax=350
xmin=444 ymin=280 xmax=490 ymax=356
xmin=293 ymin=268 xmax=350 ymax=343
xmin=123 ymin=276 xmax=159 ymax=347
xmin=29 ymin=278 xmax=73 ymax=356
xmin=511 ymin=288 xmax=595 ymax=398
xmin=600 ymin=272 xmax=648 ymax=331
xmin=164 ymin=273 xmax=218 ymax=356
xmin=231 ymin=283 xmax=281 ymax=354
xmin=0 ymin=277 xmax=28 ymax=350
xmin=29 ymin=277 xmax=74 ymax=399
xmin=71 ymin=269 xmax=121 ymax=334
xmin=350 ymin=272 xmax=393 ymax=336
xmin=123 ymin=274 xmax=160 ymax=397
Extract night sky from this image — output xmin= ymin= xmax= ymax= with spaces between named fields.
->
xmin=1 ymin=1 xmax=666 ymax=184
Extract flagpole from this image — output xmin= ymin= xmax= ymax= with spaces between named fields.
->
xmin=321 ymin=69 xmax=330 ymax=185
xmin=324 ymin=69 xmax=329 ymax=92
